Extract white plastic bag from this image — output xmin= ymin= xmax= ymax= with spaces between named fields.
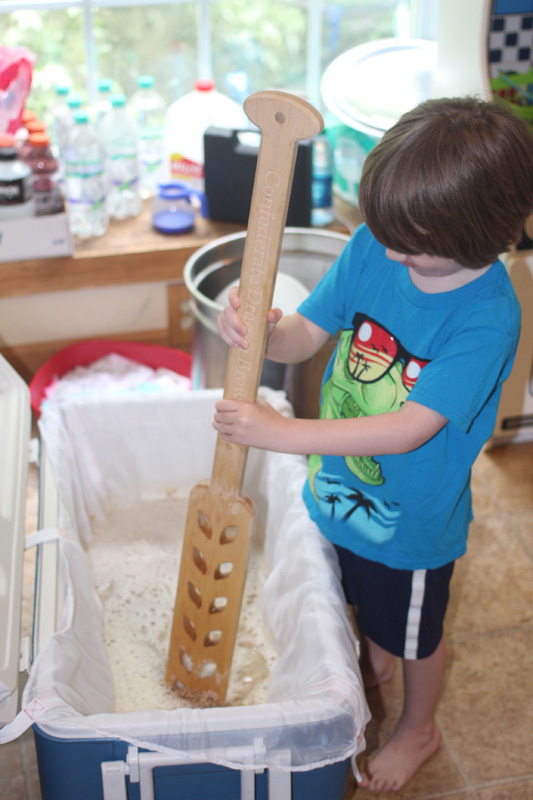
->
xmin=0 ymin=46 xmax=35 ymax=135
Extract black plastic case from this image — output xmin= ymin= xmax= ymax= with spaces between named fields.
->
xmin=204 ymin=127 xmax=312 ymax=227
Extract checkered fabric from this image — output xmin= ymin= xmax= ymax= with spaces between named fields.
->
xmin=489 ymin=4 xmax=533 ymax=78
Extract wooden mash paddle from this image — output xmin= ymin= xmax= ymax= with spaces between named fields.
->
xmin=166 ymin=91 xmax=323 ymax=704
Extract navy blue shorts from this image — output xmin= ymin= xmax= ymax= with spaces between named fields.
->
xmin=334 ymin=545 xmax=455 ymax=660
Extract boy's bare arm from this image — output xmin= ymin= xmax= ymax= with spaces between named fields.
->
xmin=265 ymin=312 xmax=331 ymax=363
xmin=217 ymin=286 xmax=331 ymax=363
xmin=213 ymin=398 xmax=447 ymax=456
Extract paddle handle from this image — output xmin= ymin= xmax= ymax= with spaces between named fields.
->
xmin=211 ymin=91 xmax=323 ymax=493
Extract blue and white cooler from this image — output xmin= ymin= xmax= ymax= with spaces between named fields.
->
xmin=0 ymin=352 xmax=369 ymax=800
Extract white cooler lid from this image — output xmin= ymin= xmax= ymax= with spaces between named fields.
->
xmin=321 ymin=38 xmax=437 ymax=138
xmin=0 ymin=355 xmax=31 ymax=726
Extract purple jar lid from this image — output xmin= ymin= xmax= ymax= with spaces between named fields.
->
xmin=152 ymin=208 xmax=195 ymax=235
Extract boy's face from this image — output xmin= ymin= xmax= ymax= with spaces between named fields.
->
xmin=385 ymin=248 xmax=464 ymax=278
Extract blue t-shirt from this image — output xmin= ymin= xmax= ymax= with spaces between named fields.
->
xmin=298 ymin=224 xmax=521 ymax=570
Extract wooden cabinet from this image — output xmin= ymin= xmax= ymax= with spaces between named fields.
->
xmin=0 ymin=204 xmax=244 ymax=380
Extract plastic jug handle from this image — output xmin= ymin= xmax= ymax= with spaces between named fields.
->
xmin=187 ymin=186 xmax=209 ymax=218
xmin=162 ymin=181 xmax=209 ymax=218
xmin=232 ymin=129 xmax=261 ymax=157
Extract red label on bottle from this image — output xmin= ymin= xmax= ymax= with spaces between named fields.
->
xmin=169 ymin=154 xmax=204 ymax=180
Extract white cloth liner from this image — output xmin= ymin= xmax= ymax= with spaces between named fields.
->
xmin=42 ymin=353 xmax=192 ymax=407
xmin=6 ymin=387 xmax=370 ymax=770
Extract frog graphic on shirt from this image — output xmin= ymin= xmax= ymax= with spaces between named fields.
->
xmin=309 ymin=312 xmax=430 ymax=497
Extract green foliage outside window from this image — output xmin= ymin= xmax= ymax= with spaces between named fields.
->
xmin=1 ymin=0 xmax=404 ymax=119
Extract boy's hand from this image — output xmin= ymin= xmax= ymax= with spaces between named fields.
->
xmin=213 ymin=396 xmax=287 ymax=450
xmin=217 ymin=286 xmax=283 ymax=350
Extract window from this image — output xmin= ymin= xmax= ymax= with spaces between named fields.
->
xmin=0 ymin=0 xmax=428 ymax=118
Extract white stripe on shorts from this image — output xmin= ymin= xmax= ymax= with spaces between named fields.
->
xmin=404 ymin=569 xmax=427 ymax=660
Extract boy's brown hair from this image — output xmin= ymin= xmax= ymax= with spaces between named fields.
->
xmin=358 ymin=96 xmax=533 ymax=268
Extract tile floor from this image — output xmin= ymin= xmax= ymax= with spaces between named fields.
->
xmin=2 ymin=439 xmax=533 ymax=800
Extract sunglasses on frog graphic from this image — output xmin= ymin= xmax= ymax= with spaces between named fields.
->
xmin=348 ymin=313 xmax=430 ymax=391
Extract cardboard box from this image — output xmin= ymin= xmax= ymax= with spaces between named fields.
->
xmin=0 ymin=212 xmax=74 ymax=263
xmin=490 ymin=250 xmax=533 ymax=446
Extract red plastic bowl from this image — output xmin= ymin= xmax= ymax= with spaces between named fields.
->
xmin=29 ymin=339 xmax=192 ymax=416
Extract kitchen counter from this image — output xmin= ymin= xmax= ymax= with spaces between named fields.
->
xmin=0 ymin=197 xmax=361 ymax=380
xmin=0 ymin=203 xmax=243 ymax=299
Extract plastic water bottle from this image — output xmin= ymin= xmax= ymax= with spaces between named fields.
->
xmin=99 ymin=94 xmax=141 ymax=219
xmin=311 ymin=133 xmax=335 ymax=226
xmin=63 ymin=110 xmax=109 ymax=238
xmin=48 ymin=84 xmax=71 ymax=157
xmin=65 ymin=96 xmax=84 ymax=132
xmin=93 ymin=78 xmax=113 ymax=126
xmin=127 ymin=75 xmax=166 ymax=198
xmin=53 ymin=96 xmax=83 ymax=198
xmin=61 ymin=96 xmax=84 ymax=159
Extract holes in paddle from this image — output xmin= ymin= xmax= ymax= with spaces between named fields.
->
xmin=214 ymin=562 xmax=233 ymax=579
xmin=220 ymin=525 xmax=238 ymax=544
xmin=178 ymin=646 xmax=192 ymax=673
xmin=192 ymin=546 xmax=207 ymax=574
xmin=209 ymin=596 xmax=227 ymax=613
xmin=204 ymin=630 xmax=222 ymax=647
xmin=188 ymin=581 xmax=202 ymax=608
xmin=198 ymin=661 xmax=217 ymax=679
xmin=197 ymin=510 xmax=212 ymax=538
xmin=183 ymin=615 xmax=197 ymax=641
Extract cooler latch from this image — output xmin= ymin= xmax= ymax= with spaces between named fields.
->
xmin=101 ymin=759 xmax=128 ymax=800
xmin=101 ymin=745 xmax=291 ymax=800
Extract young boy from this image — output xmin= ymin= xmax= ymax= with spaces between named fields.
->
xmin=213 ymin=97 xmax=533 ymax=792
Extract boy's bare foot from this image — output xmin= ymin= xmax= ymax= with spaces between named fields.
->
xmin=357 ymin=719 xmax=441 ymax=792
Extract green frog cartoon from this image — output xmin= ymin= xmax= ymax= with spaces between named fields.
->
xmin=309 ymin=313 xmax=429 ymax=498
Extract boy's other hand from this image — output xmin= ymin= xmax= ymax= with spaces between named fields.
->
xmin=217 ymin=286 xmax=283 ymax=349
xmin=213 ymin=396 xmax=287 ymax=450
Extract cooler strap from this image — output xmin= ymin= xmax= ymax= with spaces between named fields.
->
xmin=0 ymin=528 xmax=71 ymax=742
xmin=25 ymin=526 xmax=75 ymax=549
xmin=351 ymin=753 xmax=363 ymax=783
xmin=0 ymin=695 xmax=61 ymax=743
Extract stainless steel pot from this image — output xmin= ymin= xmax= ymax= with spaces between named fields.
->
xmin=184 ymin=227 xmax=349 ymax=418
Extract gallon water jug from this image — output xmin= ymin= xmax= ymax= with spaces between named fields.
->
xmin=163 ymin=79 xmax=247 ymax=192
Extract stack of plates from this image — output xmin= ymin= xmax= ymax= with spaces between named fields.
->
xmin=215 ymin=271 xmax=310 ymax=316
